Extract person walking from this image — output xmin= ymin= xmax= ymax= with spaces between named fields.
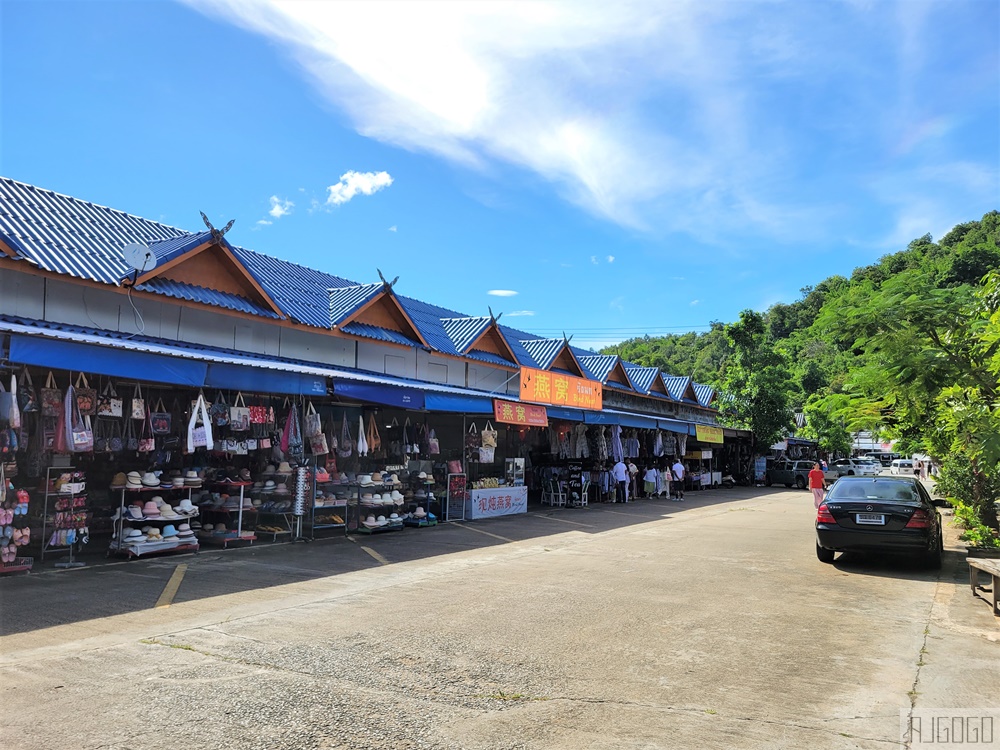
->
xmin=671 ymin=459 xmax=685 ymax=501
xmin=808 ymin=462 xmax=826 ymax=509
xmin=612 ymin=459 xmax=628 ymax=503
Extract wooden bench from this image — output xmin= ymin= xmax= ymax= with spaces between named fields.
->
xmin=967 ymin=557 xmax=1000 ymax=617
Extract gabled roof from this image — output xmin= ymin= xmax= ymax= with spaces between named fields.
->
xmin=132 ymin=231 xmax=215 ymax=278
xmin=328 ymin=281 xmax=429 ymax=348
xmin=662 ymin=375 xmax=698 ymax=402
xmin=577 ymin=354 xmax=636 ymax=391
xmin=624 ymin=365 xmax=671 ymax=397
xmin=518 ymin=338 xmax=586 ymax=377
xmin=693 ymin=383 xmax=716 ymax=407
xmin=441 ymin=316 xmax=492 ymax=352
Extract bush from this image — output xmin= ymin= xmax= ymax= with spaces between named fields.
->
xmin=949 ymin=498 xmax=1000 ymax=549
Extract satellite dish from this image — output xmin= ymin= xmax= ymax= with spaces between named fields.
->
xmin=123 ymin=243 xmax=156 ymax=274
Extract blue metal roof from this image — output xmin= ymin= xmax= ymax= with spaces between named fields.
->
xmin=519 ymin=338 xmax=569 ymax=370
xmin=466 ymin=348 xmax=517 ymax=368
xmin=623 ymin=365 xmax=659 ymax=393
xmin=663 ymin=375 xmax=694 ymax=401
xmin=138 ymin=278 xmax=282 ymax=318
xmin=440 ymin=316 xmax=491 ymax=353
xmin=230 ymin=245 xmax=356 ymax=328
xmin=328 ymin=283 xmax=383 ymax=326
xmin=577 ymin=354 xmax=618 ymax=382
xmin=147 ymin=231 xmax=214 ymax=267
xmin=693 ymin=383 xmax=715 ymax=406
xmin=340 ymin=321 xmax=420 ymax=347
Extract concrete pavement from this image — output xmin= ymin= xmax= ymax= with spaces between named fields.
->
xmin=1 ymin=486 xmax=997 ymax=750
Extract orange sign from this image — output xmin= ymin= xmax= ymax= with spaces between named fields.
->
xmin=493 ymin=399 xmax=548 ymax=427
xmin=518 ymin=367 xmax=603 ymax=410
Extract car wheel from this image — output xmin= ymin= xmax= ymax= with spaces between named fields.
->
xmin=816 ymin=543 xmax=835 ymax=563
xmin=795 ymin=476 xmax=806 ymax=490
xmin=846 ymin=470 xmax=855 ymax=476
xmin=924 ymin=530 xmax=943 ymax=569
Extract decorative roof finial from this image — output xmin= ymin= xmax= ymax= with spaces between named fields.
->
xmin=200 ymin=211 xmax=235 ymax=242
xmin=377 ymin=268 xmax=399 ymax=290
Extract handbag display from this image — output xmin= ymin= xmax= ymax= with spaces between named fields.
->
xmin=0 ymin=375 xmax=16 ymax=428
xmin=109 ymin=420 xmax=124 ymax=453
xmin=74 ymin=373 xmax=97 ymax=416
xmin=366 ymin=413 xmax=381 ymax=455
xmin=138 ymin=411 xmax=155 ymax=453
xmin=96 ymin=380 xmax=123 ymax=418
xmin=209 ymin=391 xmax=230 ymax=428
xmin=465 ymin=422 xmax=481 ymax=449
xmin=281 ymin=404 xmax=303 ymax=458
xmin=309 ymin=431 xmax=329 ymax=456
xmin=304 ymin=402 xmax=323 ymax=438
xmin=478 ymin=445 xmax=495 ymax=463
xmin=41 ymin=371 xmax=62 ymax=417
xmin=337 ymin=414 xmax=354 ymax=458
xmin=426 ymin=428 xmax=440 ymax=455
xmin=124 ymin=413 xmax=138 ymax=451
xmin=149 ymin=398 xmax=171 ymax=435
xmin=481 ymin=420 xmax=498 ymax=448
xmin=447 ymin=459 xmax=463 ymax=474
xmin=17 ymin=369 xmax=38 ymax=414
xmin=65 ymin=385 xmax=93 ymax=453
xmin=130 ymin=384 xmax=145 ymax=420
xmin=249 ymin=398 xmax=268 ymax=424
xmin=229 ymin=392 xmax=250 ymax=431
xmin=356 ymin=414 xmax=369 ymax=457
xmin=187 ymin=391 xmax=214 ymax=451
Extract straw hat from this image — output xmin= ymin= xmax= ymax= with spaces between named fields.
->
xmin=126 ymin=471 xmax=144 ymax=489
xmin=111 ymin=472 xmax=127 ymax=489
xmin=159 ymin=504 xmax=181 ymax=519
xmin=276 ymin=461 xmax=293 ymax=475
xmin=371 ymin=472 xmax=383 ymax=484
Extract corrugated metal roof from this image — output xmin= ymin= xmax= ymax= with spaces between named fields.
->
xmin=693 ymin=383 xmax=715 ymax=406
xmin=577 ymin=354 xmax=618 ymax=382
xmin=519 ymin=338 xmax=568 ymax=370
xmin=147 ymin=231 xmax=214 ymax=267
xmin=137 ymin=278 xmax=281 ymax=318
xmin=466 ymin=348 xmax=517 ymax=368
xmin=340 ymin=321 xmax=420 ymax=347
xmin=328 ymin=283 xmax=383 ymax=326
xmin=623 ymin=366 xmax=659 ymax=393
xmin=440 ymin=316 xmax=491 ymax=353
xmin=663 ymin=375 xmax=693 ymax=401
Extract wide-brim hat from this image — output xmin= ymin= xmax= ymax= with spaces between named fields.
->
xmin=389 ymin=513 xmax=400 ymax=520
xmin=141 ymin=472 xmax=160 ymax=487
xmin=176 ymin=499 xmax=196 ymax=514
xmin=359 ymin=475 xmax=374 ymax=487
xmin=362 ymin=515 xmax=378 ymax=528
xmin=390 ymin=474 xmax=402 ymax=486
xmin=375 ymin=515 xmax=388 ymax=526
xmin=361 ymin=493 xmax=374 ymax=502
xmin=127 ymin=507 xmax=145 ymax=521
xmin=414 ymin=506 xmax=427 ymax=518
xmin=142 ymin=501 xmax=161 ymax=518
xmin=391 ymin=490 xmax=404 ymax=502
xmin=111 ymin=472 xmax=128 ymax=488
xmin=276 ymin=462 xmax=293 ymax=474
xmin=274 ymin=484 xmax=290 ymax=496
xmin=159 ymin=504 xmax=181 ymax=519
xmin=417 ymin=471 xmax=428 ymax=480
xmin=371 ymin=472 xmax=383 ymax=483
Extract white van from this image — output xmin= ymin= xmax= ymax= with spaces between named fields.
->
xmin=889 ymin=459 xmax=914 ymax=475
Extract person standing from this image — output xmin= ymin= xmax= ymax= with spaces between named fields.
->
xmin=643 ymin=465 xmax=658 ymax=499
xmin=671 ymin=459 xmax=686 ymax=501
xmin=808 ymin=462 xmax=826 ymax=509
xmin=627 ymin=460 xmax=639 ymax=499
xmin=612 ymin=459 xmax=628 ymax=503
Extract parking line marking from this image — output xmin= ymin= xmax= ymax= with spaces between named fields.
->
xmin=154 ymin=564 xmax=188 ymax=609
xmin=532 ymin=514 xmax=595 ymax=528
xmin=360 ymin=546 xmax=390 ymax=565
xmin=452 ymin=522 xmax=514 ymax=543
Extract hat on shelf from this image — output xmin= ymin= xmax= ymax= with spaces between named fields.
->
xmin=161 ymin=524 xmax=179 ymax=540
xmin=111 ymin=472 xmax=128 ymax=489
xmin=362 ymin=515 xmax=379 ymax=528
xmin=375 ymin=515 xmax=388 ymax=527
xmin=125 ymin=472 xmax=144 ymax=489
xmin=417 ymin=471 xmax=428 ymax=481
xmin=140 ymin=472 xmax=160 ymax=487
xmin=372 ymin=494 xmax=382 ymax=503
xmin=190 ymin=520 xmax=202 ymax=530
xmin=361 ymin=493 xmax=374 ymax=503
xmin=176 ymin=498 xmax=197 ymax=515
xmin=124 ymin=529 xmax=145 ymax=543
xmin=315 ymin=468 xmax=330 ymax=483
xmin=184 ymin=470 xmax=202 ymax=487
xmin=371 ymin=472 xmax=383 ymax=484
xmin=390 ymin=490 xmax=404 ymax=503
xmin=262 ymin=464 xmax=276 ymax=475
xmin=274 ymin=483 xmax=290 ymax=496
xmin=171 ymin=477 xmax=185 ymax=488
xmin=142 ymin=501 xmax=161 ymax=518
xmin=390 ymin=474 xmax=402 ymax=487
xmin=239 ymin=468 xmax=252 ymax=482
xmin=159 ymin=504 xmax=181 ymax=520
xmin=359 ymin=474 xmax=374 ymax=487
xmin=389 ymin=513 xmax=400 ymax=521
xmin=176 ymin=523 xmax=195 ymax=539
xmin=264 ymin=480 xmax=276 ymax=492
xmin=276 ymin=461 xmax=293 ymax=475
xmin=126 ymin=506 xmax=145 ymax=521
xmin=146 ymin=528 xmax=163 ymax=542
xmin=413 ymin=506 xmax=427 ymax=518
xmin=201 ymin=523 xmax=214 ymax=533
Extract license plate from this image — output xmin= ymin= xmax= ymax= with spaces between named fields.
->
xmin=856 ymin=513 xmax=885 ymax=525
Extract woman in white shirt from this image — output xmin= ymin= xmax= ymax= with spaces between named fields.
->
xmin=642 ymin=466 xmax=658 ymax=498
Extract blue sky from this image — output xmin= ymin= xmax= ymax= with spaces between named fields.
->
xmin=2 ymin=0 xmax=997 ymax=350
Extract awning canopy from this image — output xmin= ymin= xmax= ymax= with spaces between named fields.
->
xmin=657 ymin=418 xmax=691 ymax=434
xmin=423 ymin=393 xmax=493 ymax=413
xmin=334 ymin=381 xmax=424 ymax=409
xmin=204 ymin=363 xmax=327 ymax=396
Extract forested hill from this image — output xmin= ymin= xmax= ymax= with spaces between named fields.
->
xmin=600 ymin=210 xmax=1000 ymax=412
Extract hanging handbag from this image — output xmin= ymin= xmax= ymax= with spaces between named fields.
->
xmin=309 ymin=431 xmax=329 ymax=456
xmin=138 ymin=410 xmax=155 ymax=453
xmin=282 ymin=404 xmax=303 ymax=459
xmin=427 ymin=428 xmax=440 ymax=455
xmin=366 ymin=413 xmax=381 ymax=454
xmin=249 ymin=397 xmax=268 ymax=424
xmin=304 ymin=401 xmax=322 ymax=438
xmin=481 ymin=420 xmax=498 ymax=448
xmin=109 ymin=420 xmax=124 ymax=453
xmin=130 ymin=384 xmax=145 ymax=420
xmin=337 ymin=414 xmax=354 ymax=458
xmin=0 ymin=376 xmax=14 ymax=428
xmin=210 ymin=391 xmax=230 ymax=427
xmin=465 ymin=422 xmax=481 ymax=449
xmin=356 ymin=414 xmax=368 ymax=457
xmin=478 ymin=445 xmax=495 ymax=463
xmin=187 ymin=391 xmax=214 ymax=451
xmin=65 ymin=386 xmax=93 ymax=453
xmin=404 ymin=417 xmax=418 ymax=454
xmin=124 ymin=413 xmax=138 ymax=451
xmin=229 ymin=391 xmax=250 ymax=431
xmin=74 ymin=373 xmax=97 ymax=416
xmin=94 ymin=418 xmax=110 ymax=453
xmin=17 ymin=369 xmax=38 ymax=414
xmin=41 ymin=371 xmax=62 ymax=417
xmin=149 ymin=398 xmax=171 ymax=435
xmin=97 ymin=380 xmax=123 ymax=418
xmin=447 ymin=459 xmax=463 ymax=475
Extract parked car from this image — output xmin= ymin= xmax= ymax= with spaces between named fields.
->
xmin=766 ymin=459 xmax=816 ymax=489
xmin=889 ymin=459 xmax=914 ymax=475
xmin=815 ymin=477 xmax=943 ymax=567
xmin=825 ymin=458 xmax=882 ymax=480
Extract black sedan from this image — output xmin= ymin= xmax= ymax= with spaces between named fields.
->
xmin=815 ymin=477 xmax=943 ymax=567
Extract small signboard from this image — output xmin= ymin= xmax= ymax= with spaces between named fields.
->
xmin=446 ymin=473 xmax=468 ymax=521
xmin=493 ymin=399 xmax=548 ymax=427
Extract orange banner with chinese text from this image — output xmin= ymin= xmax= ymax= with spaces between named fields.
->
xmin=518 ymin=367 xmax=603 ymax=410
xmin=493 ymin=399 xmax=548 ymax=427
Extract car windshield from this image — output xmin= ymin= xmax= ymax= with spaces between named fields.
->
xmin=828 ymin=479 xmax=920 ymax=504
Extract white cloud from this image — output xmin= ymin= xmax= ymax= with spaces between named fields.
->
xmin=590 ymin=255 xmax=599 ymax=265
xmin=388 ymin=225 xmax=398 ymax=232
xmin=326 ymin=170 xmax=393 ymax=206
xmin=690 ymin=299 xmax=700 ymax=306
xmin=268 ymin=195 xmax=294 ymax=218
xmin=256 ymin=219 xmax=273 ymax=226
xmin=507 ymin=310 xmax=535 ymax=317
xmin=187 ymin=0 xmax=994 ymax=242
xmin=606 ymin=255 xmax=615 ymax=264
xmin=487 ymin=289 xmax=518 ymax=297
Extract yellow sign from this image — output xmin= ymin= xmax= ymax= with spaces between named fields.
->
xmin=695 ymin=425 xmax=724 ymax=444
xmin=519 ymin=367 xmax=602 ymax=410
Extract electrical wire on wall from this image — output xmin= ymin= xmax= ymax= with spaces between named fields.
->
xmin=123 ymin=272 xmax=145 ymax=340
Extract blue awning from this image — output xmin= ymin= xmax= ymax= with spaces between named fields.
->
xmin=9 ymin=334 xmax=207 ymax=387
xmin=547 ymin=407 xmax=585 ymax=422
xmin=658 ymin=418 xmax=691 ymax=434
xmin=584 ymin=411 xmax=618 ymax=425
xmin=424 ymin=393 xmax=493 ymax=413
xmin=205 ymin=363 xmax=327 ymax=396
xmin=333 ymin=380 xmax=424 ymax=409
xmin=611 ymin=410 xmax=658 ymax=429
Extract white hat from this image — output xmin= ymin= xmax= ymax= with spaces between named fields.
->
xmin=141 ymin=472 xmax=160 ymax=487
xmin=390 ymin=474 xmax=402 ymax=486
xmin=362 ymin=515 xmax=379 ymax=528
xmin=126 ymin=471 xmax=143 ymax=488
xmin=159 ymin=504 xmax=181 ymax=519
xmin=376 ymin=515 xmax=388 ymax=526
xmin=372 ymin=494 xmax=381 ymax=502
xmin=176 ymin=498 xmax=196 ymax=515
xmin=389 ymin=513 xmax=400 ymax=520
xmin=359 ymin=474 xmax=374 ymax=487
xmin=414 ymin=506 xmax=427 ymax=518
xmin=391 ymin=490 xmax=404 ymax=502
xmin=417 ymin=471 xmax=428 ymax=480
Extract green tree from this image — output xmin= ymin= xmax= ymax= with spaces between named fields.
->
xmin=719 ymin=310 xmax=795 ymax=451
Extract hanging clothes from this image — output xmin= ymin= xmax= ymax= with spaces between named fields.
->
xmin=611 ymin=425 xmax=624 ymax=463
xmin=653 ymin=430 xmax=664 ymax=458
xmin=574 ymin=424 xmax=589 ymax=459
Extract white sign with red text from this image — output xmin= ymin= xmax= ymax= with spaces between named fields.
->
xmin=466 ymin=486 xmax=528 ymax=519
